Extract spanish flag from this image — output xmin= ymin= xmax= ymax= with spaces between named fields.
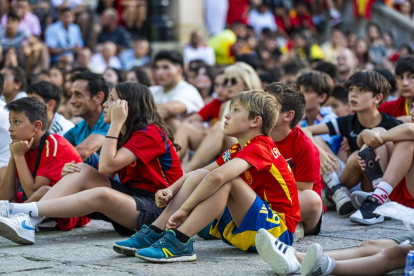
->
xmin=353 ymin=0 xmax=376 ymax=19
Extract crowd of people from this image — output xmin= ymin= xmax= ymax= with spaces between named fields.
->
xmin=0 ymin=0 xmax=413 ymax=275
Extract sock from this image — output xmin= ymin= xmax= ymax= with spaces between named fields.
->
xmin=173 ymin=229 xmax=191 ymax=243
xmin=30 ymin=216 xmax=44 ymax=226
xmin=9 ymin=202 xmax=39 ymax=217
xmin=372 ymin=181 xmax=393 ymax=204
xmin=323 ymin=172 xmax=341 ymax=189
xmin=149 ymin=225 xmax=164 ymax=234
xmin=323 ymin=255 xmax=336 ymax=275
xmin=372 ymin=178 xmax=382 ymax=189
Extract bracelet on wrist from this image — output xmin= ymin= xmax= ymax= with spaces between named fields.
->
xmin=105 ymin=135 xmax=118 ymax=140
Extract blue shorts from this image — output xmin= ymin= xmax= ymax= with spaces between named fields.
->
xmin=210 ymin=194 xmax=294 ymax=252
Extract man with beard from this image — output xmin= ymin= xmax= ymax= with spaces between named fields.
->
xmin=336 ymin=48 xmax=358 ymax=83
xmin=94 ymin=8 xmax=130 ymax=51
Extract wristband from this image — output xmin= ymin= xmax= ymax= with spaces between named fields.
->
xmin=105 ymin=136 xmax=118 ymax=140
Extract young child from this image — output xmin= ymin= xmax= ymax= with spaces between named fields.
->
xmin=379 ymin=55 xmax=414 ymax=123
xmin=27 ymin=81 xmax=74 ymax=136
xmin=114 ymin=90 xmax=301 ymax=262
xmin=0 ymin=97 xmax=89 ymax=231
xmin=298 ymin=70 xmax=342 ymax=154
xmin=329 ymin=85 xmax=351 ymax=117
xmin=255 ymin=228 xmax=413 ymax=276
xmin=0 ymin=83 xmax=183 ymax=245
xmin=305 ymin=71 xmax=402 ymax=217
xmin=266 ymin=83 xmax=323 ymax=240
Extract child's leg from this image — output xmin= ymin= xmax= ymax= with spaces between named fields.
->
xmin=298 ymin=190 xmax=323 ymax=235
xmin=25 ymin=186 xmax=51 ymax=203
xmin=177 ymin=177 xmax=257 ymax=237
xmin=150 ymin=169 xmax=211 ymax=230
xmin=40 ymin=163 xmax=111 ymax=201
xmin=174 ymin=122 xmax=206 ymax=160
xmin=183 ymin=122 xmax=226 ymax=172
xmin=383 ymin=140 xmax=414 ymax=189
xmin=332 ymin=244 xmax=412 ymax=275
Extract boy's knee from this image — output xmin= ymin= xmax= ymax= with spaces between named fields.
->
xmin=299 ymin=190 xmax=322 ymax=213
xmin=345 ymin=151 xmax=360 ymax=169
xmin=93 ymin=187 xmax=112 ymax=202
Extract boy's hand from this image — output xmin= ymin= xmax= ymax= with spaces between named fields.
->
xmin=357 ymin=144 xmax=380 ymax=171
xmin=166 ymin=209 xmax=189 ymax=230
xmin=61 ymin=161 xmax=81 ymax=177
xmin=360 ymin=130 xmax=384 ymax=149
xmin=339 ymin=137 xmax=350 ymax=152
xmin=155 ymin=188 xmax=173 ymax=208
xmin=319 ymin=149 xmax=337 ymax=175
xmin=111 ymin=99 xmax=128 ymax=126
xmin=10 ymin=138 xmax=34 ymax=157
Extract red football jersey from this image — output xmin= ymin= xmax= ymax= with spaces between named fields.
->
xmin=20 ymin=133 xmax=82 ymax=185
xmin=379 ymin=97 xmax=409 ymax=118
xmin=216 ymin=135 xmax=301 ymax=233
xmin=118 ymin=124 xmax=183 ymax=194
xmin=198 ymin=98 xmax=222 ymax=123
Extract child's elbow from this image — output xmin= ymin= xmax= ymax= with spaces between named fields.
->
xmin=98 ymin=165 xmax=111 ymax=175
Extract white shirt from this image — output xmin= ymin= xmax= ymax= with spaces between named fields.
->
xmin=183 ymin=45 xmax=216 ymax=65
xmin=49 ymin=113 xmax=75 ymax=136
xmin=248 ymin=9 xmax=277 ymax=35
xmin=0 ymin=91 xmax=27 ymax=103
xmin=89 ymin=53 xmax=122 ymax=74
xmin=0 ymin=100 xmax=11 ymax=167
xmin=150 ymin=81 xmax=204 ymax=115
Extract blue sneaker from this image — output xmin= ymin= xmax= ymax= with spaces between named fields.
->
xmin=113 ymin=225 xmax=165 ymax=256
xmin=135 ymin=230 xmax=197 ymax=262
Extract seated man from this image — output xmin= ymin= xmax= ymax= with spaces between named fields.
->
xmin=63 ymin=72 xmax=109 ymax=168
xmin=27 ymin=81 xmax=74 ymax=136
xmin=0 ymin=98 xmax=89 ymax=230
xmin=149 ymin=50 xmax=204 ymax=130
xmin=114 ymin=90 xmax=301 ymax=263
xmin=266 ymin=82 xmax=323 ymax=239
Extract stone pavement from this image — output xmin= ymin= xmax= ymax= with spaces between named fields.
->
xmin=0 ymin=210 xmax=407 ymax=275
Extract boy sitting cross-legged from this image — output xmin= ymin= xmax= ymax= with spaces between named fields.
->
xmin=113 ymin=90 xmax=301 ymax=262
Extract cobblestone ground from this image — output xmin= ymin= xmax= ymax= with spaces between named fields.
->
xmin=0 ymin=210 xmax=407 ymax=275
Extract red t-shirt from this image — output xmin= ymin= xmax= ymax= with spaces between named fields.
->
xmin=16 ymin=133 xmax=89 ymax=231
xmin=198 ymin=98 xmax=222 ymax=123
xmin=216 ymin=135 xmax=301 ymax=233
xmin=227 ymin=0 xmax=249 ymax=25
xmin=378 ymin=97 xmax=409 ymax=118
xmin=119 ymin=124 xmax=183 ymax=194
xmin=274 ymin=127 xmax=323 ymax=196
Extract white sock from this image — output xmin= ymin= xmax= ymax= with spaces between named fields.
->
xmin=30 ymin=216 xmax=44 ymax=226
xmin=9 ymin=202 xmax=39 ymax=217
xmin=323 ymin=172 xmax=341 ymax=189
xmin=372 ymin=178 xmax=382 ymax=189
xmin=324 ymin=255 xmax=336 ymax=275
xmin=372 ymin=181 xmax=393 ymax=204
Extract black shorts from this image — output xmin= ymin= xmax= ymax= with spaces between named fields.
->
xmin=305 ymin=210 xmax=324 ymax=236
xmin=87 ymin=178 xmax=164 ymax=236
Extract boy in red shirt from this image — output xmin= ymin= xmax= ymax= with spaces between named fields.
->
xmin=266 ymin=83 xmax=324 ymax=239
xmin=379 ymin=56 xmax=414 ymax=123
xmin=116 ymin=90 xmax=300 ymax=262
xmin=0 ymin=98 xmax=89 ymax=231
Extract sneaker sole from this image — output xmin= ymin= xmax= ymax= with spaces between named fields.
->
xmin=301 ymin=243 xmax=322 ymax=276
xmin=135 ymin=253 xmax=197 ymax=263
xmin=294 ymin=225 xmax=304 ymax=242
xmin=113 ymin=244 xmax=138 ymax=256
xmin=349 ymin=216 xmax=384 ymax=225
xmin=255 ymin=230 xmax=290 ymax=275
xmin=0 ymin=219 xmax=34 ymax=245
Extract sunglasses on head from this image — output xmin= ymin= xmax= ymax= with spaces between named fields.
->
xmin=223 ymin=77 xmax=239 ymax=86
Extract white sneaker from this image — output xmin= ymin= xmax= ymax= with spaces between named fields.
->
xmin=294 ymin=222 xmax=304 ymax=242
xmin=0 ymin=213 xmax=35 ymax=245
xmin=331 ymin=185 xmax=355 ymax=217
xmin=0 ymin=200 xmax=10 ymax=217
xmin=255 ymin=229 xmax=301 ymax=275
xmin=301 ymin=243 xmax=335 ymax=276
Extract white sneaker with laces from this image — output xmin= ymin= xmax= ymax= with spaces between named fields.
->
xmin=0 ymin=200 xmax=10 ymax=218
xmin=255 ymin=229 xmax=301 ymax=275
xmin=301 ymin=243 xmax=335 ymax=276
xmin=0 ymin=213 xmax=35 ymax=245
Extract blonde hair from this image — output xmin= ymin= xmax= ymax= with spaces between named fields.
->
xmin=231 ymin=90 xmax=278 ymax=136
xmin=224 ymin=62 xmax=262 ymax=90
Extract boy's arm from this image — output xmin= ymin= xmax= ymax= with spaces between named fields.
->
xmin=396 ymin=115 xmax=412 ymax=123
xmin=180 ymin=158 xmax=251 ymax=213
xmin=303 ymin=124 xmax=330 ymax=136
xmin=358 ymin=124 xmax=414 ymax=148
xmin=0 ymin=156 xmax=20 ymax=201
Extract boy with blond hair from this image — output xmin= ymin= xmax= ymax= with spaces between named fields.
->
xmin=113 ymin=90 xmax=301 ymax=262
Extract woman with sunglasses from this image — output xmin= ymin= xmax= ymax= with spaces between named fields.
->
xmin=181 ymin=62 xmax=262 ymax=172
